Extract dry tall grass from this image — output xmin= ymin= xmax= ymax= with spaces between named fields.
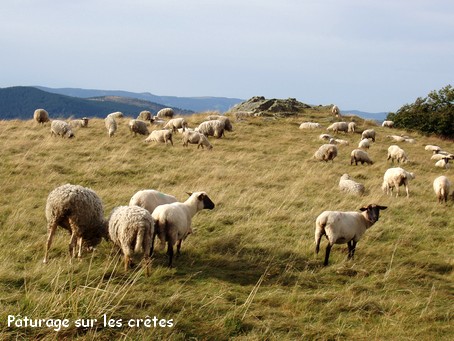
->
xmin=0 ymin=112 xmax=452 ymax=340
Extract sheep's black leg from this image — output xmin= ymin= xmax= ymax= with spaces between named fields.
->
xmin=167 ymin=241 xmax=174 ymax=268
xmin=350 ymin=241 xmax=357 ymax=259
xmin=347 ymin=241 xmax=353 ymax=259
xmin=149 ymin=231 xmax=157 ymax=257
xmin=176 ymin=240 xmax=182 ymax=258
xmin=324 ymin=244 xmax=332 ymax=266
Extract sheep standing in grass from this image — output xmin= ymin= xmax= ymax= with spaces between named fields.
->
xmin=387 ymin=145 xmax=408 ymax=164
xmin=433 ymin=176 xmax=451 ymax=204
xmin=43 ymin=184 xmax=108 ymax=264
xmin=299 ymin=122 xmax=322 ymax=129
xmin=382 ymin=120 xmax=394 ymax=128
xmin=144 ymin=129 xmax=173 ymax=145
xmin=315 ymin=204 xmax=387 ymax=266
xmin=108 ymin=206 xmax=153 ymax=274
xmin=327 ymin=122 xmax=348 ymax=134
xmin=339 ymin=174 xmax=365 ymax=195
xmin=348 ymin=122 xmax=356 ymax=133
xmin=129 ymin=189 xmax=178 ymax=214
xmin=137 ymin=111 xmax=152 ymax=121
xmin=207 ymin=115 xmax=233 ymax=132
xmin=156 ymin=108 xmax=174 ymax=119
xmin=34 ymin=109 xmax=50 ymax=124
xmin=197 ymin=120 xmax=225 ymax=138
xmin=382 ymin=167 xmax=415 ymax=198
xmin=50 ymin=120 xmax=75 ymax=138
xmin=361 ymin=129 xmax=376 ymax=142
xmin=105 ymin=115 xmax=117 ymax=137
xmin=164 ymin=118 xmax=188 ymax=133
xmin=313 ymin=144 xmax=338 ymax=162
xmin=358 ymin=138 xmax=370 ymax=149
xmin=182 ymin=130 xmax=213 ymax=149
xmin=331 ymin=105 xmax=340 ymax=117
xmin=129 ymin=119 xmax=150 ymax=136
xmin=151 ymin=192 xmax=215 ymax=267
xmin=350 ymin=149 xmax=373 ymax=165
xmin=425 ymin=145 xmax=441 ymax=154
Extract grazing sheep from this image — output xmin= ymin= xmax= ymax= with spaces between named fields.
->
xmin=144 ymin=129 xmax=173 ymax=145
xmin=129 ymin=189 xmax=178 ymax=214
xmin=299 ymin=122 xmax=322 ymax=129
xmin=327 ymin=122 xmax=348 ymax=134
xmin=129 ymin=119 xmax=149 ymax=136
xmin=361 ymin=129 xmax=376 ymax=142
xmin=387 ymin=135 xmax=406 ymax=142
xmin=108 ymin=111 xmax=124 ymax=119
xmin=433 ymin=176 xmax=451 ymax=204
xmin=319 ymin=133 xmax=333 ymax=141
xmin=425 ymin=145 xmax=441 ymax=154
xmin=43 ymin=184 xmax=108 ymax=263
xmin=350 ymin=149 xmax=373 ymax=165
xmin=339 ymin=174 xmax=365 ymax=195
xmin=348 ymin=122 xmax=356 ymax=133
xmin=315 ymin=204 xmax=387 ymax=266
xmin=69 ymin=117 xmax=89 ymax=128
xmin=151 ymin=192 xmax=215 ymax=267
xmin=164 ymin=117 xmax=188 ymax=133
xmin=387 ymin=145 xmax=408 ymax=164
xmin=329 ymin=138 xmax=349 ymax=146
xmin=156 ymin=108 xmax=174 ymax=119
xmin=33 ymin=109 xmax=50 ymax=124
xmin=207 ymin=115 xmax=233 ymax=132
xmin=382 ymin=120 xmax=394 ymax=128
xmin=331 ymin=105 xmax=340 ymax=117
xmin=435 ymin=158 xmax=451 ymax=169
xmin=234 ymin=111 xmax=254 ymax=120
xmin=313 ymin=144 xmax=338 ymax=162
xmin=105 ymin=115 xmax=117 ymax=137
xmin=108 ymin=206 xmax=153 ymax=274
xmin=197 ymin=120 xmax=225 ymax=138
xmin=50 ymin=120 xmax=75 ymax=138
xmin=182 ymin=130 xmax=213 ymax=149
xmin=358 ymin=138 xmax=370 ymax=149
xmin=382 ymin=167 xmax=415 ymax=198
xmin=137 ymin=110 xmax=152 ymax=121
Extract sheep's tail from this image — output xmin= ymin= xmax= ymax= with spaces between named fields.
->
xmin=134 ymin=225 xmax=146 ymax=254
xmin=314 ymin=215 xmax=327 ymax=254
xmin=153 ymin=218 xmax=167 ymax=251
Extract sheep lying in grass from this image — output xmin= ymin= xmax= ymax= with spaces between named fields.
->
xmin=50 ymin=120 xmax=75 ymax=138
xmin=129 ymin=119 xmax=150 ymax=136
xmin=339 ymin=174 xmax=365 ymax=195
xmin=327 ymin=122 xmax=348 ymax=134
xmin=105 ymin=115 xmax=117 ymax=137
xmin=431 ymin=153 xmax=454 ymax=161
xmin=164 ymin=118 xmax=188 ymax=133
xmin=348 ymin=122 xmax=356 ymax=133
xmin=299 ymin=122 xmax=322 ymax=129
xmin=69 ymin=117 xmax=89 ymax=128
xmin=151 ymin=192 xmax=215 ymax=267
xmin=361 ymin=129 xmax=376 ymax=142
xmin=329 ymin=138 xmax=349 ymax=146
xmin=387 ymin=145 xmax=408 ymax=164
xmin=433 ymin=176 xmax=451 ymax=204
xmin=197 ymin=120 xmax=225 ymax=138
xmin=319 ymin=134 xmax=333 ymax=141
xmin=350 ymin=149 xmax=373 ymax=165
xmin=156 ymin=108 xmax=174 ymax=119
xmin=382 ymin=120 xmax=394 ymax=128
xmin=387 ymin=135 xmax=406 ymax=142
xmin=34 ymin=109 xmax=50 ymax=124
xmin=43 ymin=184 xmax=108 ymax=263
xmin=108 ymin=206 xmax=153 ymax=274
xmin=435 ymin=157 xmax=451 ymax=169
xmin=182 ymin=130 xmax=213 ymax=149
xmin=382 ymin=167 xmax=415 ymax=198
xmin=144 ymin=129 xmax=173 ymax=145
xmin=358 ymin=138 xmax=370 ymax=149
xmin=315 ymin=204 xmax=387 ymax=266
xmin=313 ymin=144 xmax=338 ymax=162
xmin=129 ymin=189 xmax=178 ymax=214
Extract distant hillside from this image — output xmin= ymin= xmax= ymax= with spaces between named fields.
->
xmin=0 ymin=87 xmax=190 ymax=120
xmin=35 ymin=86 xmax=244 ymax=113
xmin=343 ymin=110 xmax=388 ymax=122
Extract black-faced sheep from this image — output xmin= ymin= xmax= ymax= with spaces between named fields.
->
xmin=433 ymin=176 xmax=451 ymax=204
xmin=361 ymin=129 xmax=376 ymax=142
xmin=34 ymin=109 xmax=50 ymax=125
xmin=387 ymin=145 xmax=408 ymax=164
xmin=129 ymin=189 xmax=178 ymax=214
xmin=315 ymin=204 xmax=387 ymax=266
xmin=156 ymin=108 xmax=174 ymax=119
xmin=129 ymin=119 xmax=150 ymax=136
xmin=350 ymin=149 xmax=373 ymax=165
xmin=435 ymin=158 xmax=451 ymax=169
xmin=43 ymin=184 xmax=108 ymax=263
xmin=197 ymin=120 xmax=225 ymax=138
xmin=50 ymin=120 xmax=75 ymax=138
xmin=144 ymin=129 xmax=173 ymax=145
xmin=382 ymin=167 xmax=415 ymax=198
xmin=339 ymin=174 xmax=365 ymax=195
xmin=182 ymin=131 xmax=213 ymax=149
xmin=313 ymin=144 xmax=338 ymax=162
xmin=327 ymin=122 xmax=348 ymax=134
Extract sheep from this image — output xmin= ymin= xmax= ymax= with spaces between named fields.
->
xmin=382 ymin=120 xmax=394 ymax=128
xmin=299 ymin=122 xmax=322 ymax=129
xmin=128 ymin=119 xmax=150 ymax=136
xmin=382 ymin=167 xmax=415 ymax=198
xmin=315 ymin=204 xmax=387 ymax=266
xmin=33 ymin=108 xmax=50 ymax=124
xmin=182 ymin=130 xmax=213 ymax=150
xmin=331 ymin=105 xmax=340 ymax=117
xmin=387 ymin=145 xmax=408 ymax=164
xmin=164 ymin=117 xmax=188 ymax=133
xmin=329 ymin=138 xmax=349 ymax=146
xmin=387 ymin=135 xmax=406 ymax=142
xmin=433 ymin=176 xmax=451 ymax=204
xmin=156 ymin=107 xmax=174 ymax=119
xmin=431 ymin=153 xmax=454 ymax=161
xmin=348 ymin=122 xmax=356 ymax=133
xmin=50 ymin=120 xmax=75 ymax=138
xmin=207 ymin=115 xmax=233 ymax=132
xmin=43 ymin=184 xmax=108 ymax=264
xmin=435 ymin=158 xmax=451 ymax=169
xmin=361 ymin=129 xmax=376 ymax=142
xmin=197 ymin=120 xmax=225 ymax=138
xmin=144 ymin=129 xmax=173 ymax=145
xmin=151 ymin=192 xmax=215 ymax=267
xmin=404 ymin=138 xmax=416 ymax=143
xmin=105 ymin=115 xmax=117 ymax=137
xmin=425 ymin=145 xmax=441 ymax=154
xmin=313 ymin=144 xmax=338 ymax=162
xmin=129 ymin=189 xmax=178 ymax=214
xmin=326 ymin=122 xmax=348 ymax=134
xmin=69 ymin=117 xmax=89 ymax=128
xmin=339 ymin=174 xmax=365 ymax=196
xmin=350 ymin=149 xmax=373 ymax=165
xmin=319 ymin=133 xmax=333 ymax=141
xmin=358 ymin=138 xmax=371 ymax=149
xmin=137 ymin=110 xmax=152 ymax=121
xmin=108 ymin=206 xmax=153 ymax=274
xmin=108 ymin=111 xmax=124 ymax=119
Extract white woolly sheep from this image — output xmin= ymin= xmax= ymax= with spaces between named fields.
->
xmin=164 ymin=117 xmax=188 ymax=133
xmin=382 ymin=120 xmax=394 ymax=128
xmin=151 ymin=192 xmax=215 ymax=267
xmin=425 ymin=145 xmax=441 ymax=154
xmin=144 ymin=129 xmax=173 ymax=145
xmin=43 ymin=184 xmax=108 ymax=263
xmin=326 ymin=122 xmax=348 ymax=134
xmin=105 ymin=115 xmax=117 ymax=137
xmin=404 ymin=138 xmax=416 ymax=143
xmin=108 ymin=111 xmax=124 ymax=119
xmin=435 ymin=158 xmax=451 ymax=169
xmin=358 ymin=138 xmax=370 ymax=149
xmin=299 ymin=122 xmax=322 ymax=129
xmin=69 ymin=117 xmax=89 ymax=128
xmin=387 ymin=135 xmax=406 ymax=142
xmin=382 ymin=167 xmax=415 ymax=198
xmin=387 ymin=145 xmax=408 ymax=164
xmin=431 ymin=153 xmax=454 ymax=161
xmin=350 ymin=149 xmax=373 ymax=165
xmin=129 ymin=189 xmax=178 ymax=214
xmin=315 ymin=204 xmax=387 ymax=266
xmin=361 ymin=129 xmax=376 ymax=142
xmin=137 ymin=110 xmax=152 ymax=121
xmin=156 ymin=108 xmax=174 ymax=119
xmin=182 ymin=130 xmax=213 ymax=150
xmin=197 ymin=120 xmax=225 ymax=138
xmin=207 ymin=115 xmax=233 ymax=132
xmin=319 ymin=133 xmax=333 ymax=141
xmin=348 ymin=122 xmax=356 ymax=133
xmin=129 ymin=119 xmax=150 ymax=136
xmin=331 ymin=105 xmax=340 ymax=117
xmin=108 ymin=206 xmax=153 ymax=274
xmin=50 ymin=120 xmax=75 ymax=138
xmin=329 ymin=138 xmax=349 ymax=146
xmin=34 ymin=109 xmax=50 ymax=124
xmin=339 ymin=174 xmax=365 ymax=196
xmin=313 ymin=144 xmax=338 ymax=162
xmin=433 ymin=176 xmax=451 ymax=204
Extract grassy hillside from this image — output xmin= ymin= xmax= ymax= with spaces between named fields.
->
xmin=0 ymin=111 xmax=452 ymax=340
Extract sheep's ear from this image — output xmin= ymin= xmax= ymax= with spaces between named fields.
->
xmin=378 ymin=205 xmax=387 ymax=210
xmin=186 ymin=192 xmax=193 ymax=197
xmin=197 ymin=193 xmax=205 ymax=200
xmin=359 ymin=206 xmax=368 ymax=211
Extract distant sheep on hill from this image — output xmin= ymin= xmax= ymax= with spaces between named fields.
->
xmin=299 ymin=122 xmax=322 ymax=129
xmin=197 ymin=120 xmax=225 ymax=138
xmin=156 ymin=108 xmax=174 ymax=119
xmin=433 ymin=176 xmax=451 ymax=204
xmin=50 ymin=120 xmax=75 ymax=138
xmin=105 ymin=115 xmax=117 ymax=137
xmin=182 ymin=131 xmax=213 ymax=150
xmin=108 ymin=111 xmax=124 ymax=119
xmin=361 ymin=129 xmax=376 ymax=142
xmin=382 ymin=120 xmax=394 ymax=128
xmin=137 ymin=111 xmax=152 ymax=121
xmin=350 ymin=149 xmax=373 ymax=165
xmin=331 ymin=105 xmax=340 ymax=117
xmin=358 ymin=138 xmax=370 ymax=149
xmin=339 ymin=174 xmax=365 ymax=195
xmin=382 ymin=167 xmax=415 ymax=198
xmin=348 ymin=122 xmax=356 ymax=133
xmin=33 ymin=109 xmax=50 ymax=124
xmin=144 ymin=129 xmax=173 ymax=145
xmin=207 ymin=115 xmax=233 ymax=132
xmin=164 ymin=118 xmax=188 ymax=133
xmin=314 ymin=144 xmax=338 ymax=162
xmin=327 ymin=122 xmax=348 ymax=134
xmin=129 ymin=119 xmax=149 ymax=136
xmin=387 ymin=135 xmax=406 ymax=142
xmin=387 ymin=145 xmax=408 ymax=164
xmin=69 ymin=117 xmax=89 ymax=128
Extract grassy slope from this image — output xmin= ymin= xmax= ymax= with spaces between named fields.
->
xmin=0 ymin=112 xmax=452 ymax=340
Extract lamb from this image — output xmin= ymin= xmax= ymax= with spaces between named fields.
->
xmin=69 ymin=117 xmax=89 ymax=128
xmin=313 ymin=144 xmax=338 ymax=162
xmin=326 ymin=122 xmax=348 ymax=134
xmin=108 ymin=206 xmax=153 ymax=274
xmin=33 ymin=109 xmax=50 ymax=124
xmin=129 ymin=189 xmax=178 ymax=214
xmin=382 ymin=167 xmax=415 ymax=198
xmin=164 ymin=118 xmax=188 ymax=133
xmin=50 ymin=120 xmax=75 ymax=138
xmin=358 ymin=138 xmax=370 ymax=149
xmin=151 ymin=192 xmax=215 ymax=267
xmin=361 ymin=129 xmax=376 ymax=142
xmin=387 ymin=145 xmax=408 ymax=164
xmin=331 ymin=105 xmax=340 ymax=117
xmin=207 ymin=115 xmax=233 ymax=132
xmin=156 ymin=108 xmax=174 ymax=119
xmin=299 ymin=122 xmax=322 ymax=129
xmin=348 ymin=122 xmax=356 ymax=133
xmin=435 ymin=158 xmax=451 ymax=169
xmin=197 ymin=120 xmax=225 ymax=138
xmin=382 ymin=120 xmax=394 ymax=128
xmin=182 ymin=130 xmax=213 ymax=149
xmin=43 ymin=184 xmax=108 ymax=263
xmin=433 ymin=176 xmax=451 ymax=204
xmin=144 ymin=129 xmax=173 ymax=145
xmin=105 ymin=115 xmax=117 ymax=137
xmin=137 ymin=110 xmax=152 ymax=121
xmin=339 ymin=174 xmax=365 ymax=195
xmin=315 ymin=204 xmax=387 ymax=266
xmin=350 ymin=149 xmax=373 ymax=165
xmin=128 ymin=119 xmax=150 ymax=136
xmin=425 ymin=145 xmax=441 ymax=154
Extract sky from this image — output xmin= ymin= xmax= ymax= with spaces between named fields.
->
xmin=0 ymin=0 xmax=453 ymax=113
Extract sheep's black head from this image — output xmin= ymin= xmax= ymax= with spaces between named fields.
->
xmin=186 ymin=191 xmax=215 ymax=210
xmin=360 ymin=204 xmax=387 ymax=224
